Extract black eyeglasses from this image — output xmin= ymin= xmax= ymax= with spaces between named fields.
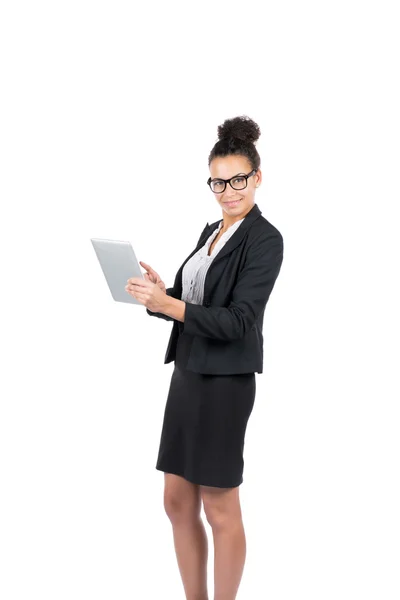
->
xmin=207 ymin=169 xmax=257 ymax=193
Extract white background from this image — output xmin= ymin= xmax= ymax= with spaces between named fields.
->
xmin=1 ymin=1 xmax=399 ymax=598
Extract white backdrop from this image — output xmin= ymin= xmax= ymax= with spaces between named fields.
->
xmin=1 ymin=1 xmax=399 ymax=599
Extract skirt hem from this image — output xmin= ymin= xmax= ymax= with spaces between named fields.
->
xmin=155 ymin=465 xmax=243 ymax=489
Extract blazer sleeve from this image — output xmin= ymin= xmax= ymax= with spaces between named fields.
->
xmin=145 ymin=222 xmax=210 ymax=322
xmin=182 ymin=232 xmax=284 ymax=341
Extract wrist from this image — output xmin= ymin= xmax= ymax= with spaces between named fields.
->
xmin=162 ymin=295 xmax=175 ymax=313
xmin=161 ymin=297 xmax=186 ymax=322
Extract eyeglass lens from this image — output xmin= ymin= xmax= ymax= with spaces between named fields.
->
xmin=211 ymin=176 xmax=247 ymax=193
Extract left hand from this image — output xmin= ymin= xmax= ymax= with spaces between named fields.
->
xmin=125 ymin=277 xmax=167 ymax=312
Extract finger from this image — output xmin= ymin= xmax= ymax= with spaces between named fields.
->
xmin=127 ymin=277 xmax=150 ymax=287
xmin=126 ymin=286 xmax=147 ymax=301
xmin=139 ymin=261 xmax=154 ymax=274
xmin=131 ymin=291 xmax=147 ymax=304
xmin=140 ymin=261 xmax=159 ymax=279
xmin=125 ymin=283 xmax=139 ymax=294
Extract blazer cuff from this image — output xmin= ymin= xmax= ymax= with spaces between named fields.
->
xmin=183 ymin=302 xmax=241 ymax=340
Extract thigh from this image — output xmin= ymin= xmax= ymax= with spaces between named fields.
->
xmin=200 ymin=485 xmax=242 ymax=525
xmin=195 ymin=374 xmax=255 ymax=478
xmin=163 ymin=473 xmax=202 ymax=519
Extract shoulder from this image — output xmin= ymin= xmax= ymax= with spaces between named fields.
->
xmin=249 ymin=215 xmax=284 ymax=252
xmin=206 ymin=210 xmax=283 ymax=249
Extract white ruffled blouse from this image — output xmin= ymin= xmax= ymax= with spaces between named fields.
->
xmin=181 ymin=217 xmax=245 ymax=305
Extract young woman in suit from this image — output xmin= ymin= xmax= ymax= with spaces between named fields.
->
xmin=126 ymin=115 xmax=284 ymax=600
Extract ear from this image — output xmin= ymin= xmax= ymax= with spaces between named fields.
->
xmin=255 ymin=169 xmax=262 ymax=187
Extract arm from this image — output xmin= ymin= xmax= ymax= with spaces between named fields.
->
xmin=146 ymin=287 xmax=175 ymax=321
xmin=145 ymin=222 xmax=210 ymax=323
xmin=181 ymin=233 xmax=284 ymax=341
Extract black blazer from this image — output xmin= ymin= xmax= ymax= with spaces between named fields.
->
xmin=146 ymin=203 xmax=284 ymax=375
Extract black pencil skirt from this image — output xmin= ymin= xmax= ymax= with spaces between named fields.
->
xmin=155 ymin=329 xmax=256 ymax=488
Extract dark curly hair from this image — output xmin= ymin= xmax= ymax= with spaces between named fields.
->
xmin=208 ymin=115 xmax=261 ymax=171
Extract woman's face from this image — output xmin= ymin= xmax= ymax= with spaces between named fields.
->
xmin=209 ymin=154 xmax=262 ymax=219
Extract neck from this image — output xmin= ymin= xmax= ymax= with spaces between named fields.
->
xmin=221 ymin=203 xmax=254 ymax=230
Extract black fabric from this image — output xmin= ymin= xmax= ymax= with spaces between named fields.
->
xmin=147 ymin=203 xmax=284 ymax=374
xmin=155 ymin=330 xmax=256 ymax=488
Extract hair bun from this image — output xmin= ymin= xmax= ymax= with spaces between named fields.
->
xmin=217 ymin=115 xmax=260 ymax=144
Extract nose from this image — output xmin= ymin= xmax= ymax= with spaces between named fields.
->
xmin=224 ymin=185 xmax=241 ymax=199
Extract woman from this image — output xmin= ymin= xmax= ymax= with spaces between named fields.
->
xmin=126 ymin=115 xmax=284 ymax=600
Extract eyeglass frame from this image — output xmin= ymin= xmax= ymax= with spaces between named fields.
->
xmin=207 ymin=169 xmax=258 ymax=193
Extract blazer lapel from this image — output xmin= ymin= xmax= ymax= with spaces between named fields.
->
xmin=209 ymin=203 xmax=262 ymax=266
xmin=173 ymin=203 xmax=262 ymax=297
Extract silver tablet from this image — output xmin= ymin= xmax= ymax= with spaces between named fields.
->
xmin=91 ymin=237 xmax=144 ymax=305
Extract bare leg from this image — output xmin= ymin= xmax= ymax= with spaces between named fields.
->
xmin=163 ymin=473 xmax=209 ymax=600
xmin=201 ymin=486 xmax=246 ymax=600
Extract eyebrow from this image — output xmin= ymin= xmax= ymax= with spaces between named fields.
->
xmin=211 ymin=172 xmax=246 ymax=181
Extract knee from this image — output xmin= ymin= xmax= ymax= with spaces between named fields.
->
xmin=201 ymin=496 xmax=229 ymax=530
xmin=163 ymin=491 xmax=201 ymax=524
xmin=203 ymin=505 xmax=228 ymax=530
xmin=202 ymin=488 xmax=242 ymax=530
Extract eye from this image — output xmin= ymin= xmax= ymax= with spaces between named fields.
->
xmin=233 ymin=177 xmax=245 ymax=184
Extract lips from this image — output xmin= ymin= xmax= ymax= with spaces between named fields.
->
xmin=224 ymin=199 xmax=241 ymax=206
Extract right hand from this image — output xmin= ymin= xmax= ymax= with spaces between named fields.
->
xmin=139 ymin=261 xmax=166 ymax=294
